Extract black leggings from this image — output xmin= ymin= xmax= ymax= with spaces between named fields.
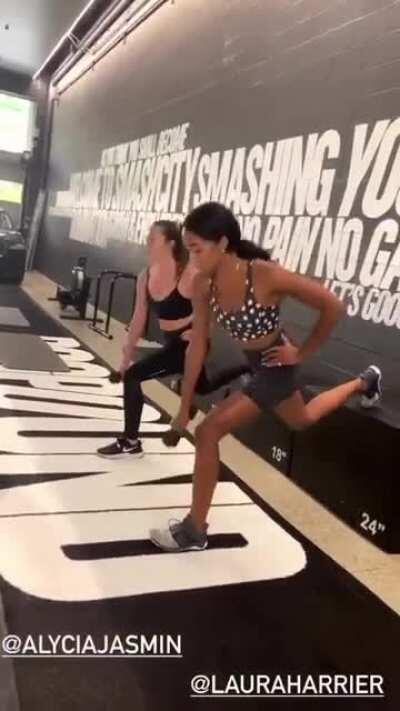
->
xmin=123 ymin=331 xmax=248 ymax=438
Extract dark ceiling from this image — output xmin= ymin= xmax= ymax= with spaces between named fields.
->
xmin=0 ymin=0 xmax=90 ymax=76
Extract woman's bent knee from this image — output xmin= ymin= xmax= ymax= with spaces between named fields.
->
xmin=195 ymin=416 xmax=223 ymax=442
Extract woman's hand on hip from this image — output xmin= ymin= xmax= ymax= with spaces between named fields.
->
xmin=262 ymin=337 xmax=301 ymax=367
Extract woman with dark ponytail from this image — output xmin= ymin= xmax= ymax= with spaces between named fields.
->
xmin=150 ymin=202 xmax=383 ymax=552
xmin=98 ymin=219 xmax=248 ymax=459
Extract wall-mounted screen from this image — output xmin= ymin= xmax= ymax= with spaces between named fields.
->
xmin=0 ymin=92 xmax=35 ymax=154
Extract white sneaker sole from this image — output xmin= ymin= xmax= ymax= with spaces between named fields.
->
xmin=360 ymin=393 xmax=380 ymax=409
xmin=150 ymin=535 xmax=208 ymax=553
xmin=360 ymin=366 xmax=382 ymax=408
xmin=97 ymin=451 xmax=144 ymax=459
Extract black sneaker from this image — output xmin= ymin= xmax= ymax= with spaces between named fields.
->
xmin=97 ymin=438 xmax=144 ymax=458
xmin=359 ymin=365 xmax=382 ymax=408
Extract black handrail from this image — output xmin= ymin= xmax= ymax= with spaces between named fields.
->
xmin=89 ymin=270 xmax=136 ymax=339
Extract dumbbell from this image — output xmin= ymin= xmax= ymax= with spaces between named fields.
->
xmin=162 ymin=427 xmax=184 ymax=448
xmin=162 ymin=404 xmax=199 ymax=447
xmin=109 ymin=371 xmax=122 ymax=383
xmin=108 ymin=370 xmax=196 ymax=445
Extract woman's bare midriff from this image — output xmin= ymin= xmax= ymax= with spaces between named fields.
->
xmin=159 ymin=315 xmax=193 ymax=333
xmin=231 ymin=328 xmax=282 ymax=352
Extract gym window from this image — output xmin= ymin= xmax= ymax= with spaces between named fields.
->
xmin=0 ymin=92 xmax=35 ymax=154
xmin=0 ymin=180 xmax=23 ymax=205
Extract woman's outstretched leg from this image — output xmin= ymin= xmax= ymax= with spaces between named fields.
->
xmin=274 ymin=366 xmax=382 ymax=431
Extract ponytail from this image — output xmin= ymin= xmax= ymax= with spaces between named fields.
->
xmin=235 ymin=238 xmax=270 ymax=262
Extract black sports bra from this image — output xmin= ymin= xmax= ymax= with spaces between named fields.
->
xmin=146 ymin=268 xmax=193 ymax=321
xmin=210 ymin=260 xmax=280 ymax=342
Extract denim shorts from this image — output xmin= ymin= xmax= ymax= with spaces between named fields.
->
xmin=241 ymin=330 xmax=300 ymax=411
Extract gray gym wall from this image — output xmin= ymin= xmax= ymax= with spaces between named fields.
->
xmin=0 ymin=68 xmax=32 ymax=97
xmin=35 ymin=0 xmax=400 ymax=376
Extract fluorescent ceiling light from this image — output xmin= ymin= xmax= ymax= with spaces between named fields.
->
xmin=33 ymin=0 xmax=99 ymax=80
xmin=53 ymin=0 xmax=166 ymax=94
